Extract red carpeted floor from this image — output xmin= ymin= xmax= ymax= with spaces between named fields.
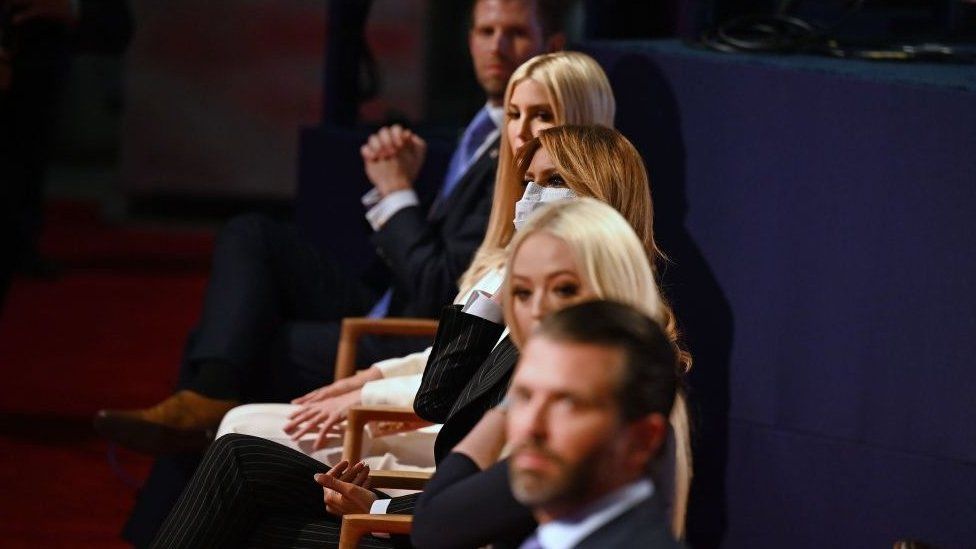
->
xmin=0 ymin=201 xmax=214 ymax=546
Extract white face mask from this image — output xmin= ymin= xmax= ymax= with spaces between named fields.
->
xmin=512 ymin=181 xmax=577 ymax=231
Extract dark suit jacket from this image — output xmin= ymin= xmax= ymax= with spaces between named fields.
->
xmin=414 ymin=305 xmax=518 ymax=462
xmin=411 ymin=453 xmax=534 ymax=549
xmin=409 ymin=453 xmax=685 ymax=549
xmin=574 ymin=493 xmax=684 ymax=549
xmin=372 ymin=137 xmax=499 ymax=319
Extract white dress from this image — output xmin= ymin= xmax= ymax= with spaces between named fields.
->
xmin=214 ymin=268 xmax=506 ymax=471
xmin=215 ymin=349 xmax=440 ymax=471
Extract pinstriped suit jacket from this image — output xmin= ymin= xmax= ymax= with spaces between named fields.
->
xmin=414 ymin=305 xmax=519 ymax=463
xmin=385 ymin=306 xmax=517 ymax=519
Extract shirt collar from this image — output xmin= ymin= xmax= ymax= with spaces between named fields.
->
xmin=533 ymin=479 xmax=655 ymax=549
xmin=486 ymin=102 xmax=504 ymax=130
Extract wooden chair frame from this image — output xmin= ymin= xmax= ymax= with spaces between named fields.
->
xmin=330 ymin=316 xmax=440 ymax=547
xmin=339 ymin=514 xmax=413 ymax=549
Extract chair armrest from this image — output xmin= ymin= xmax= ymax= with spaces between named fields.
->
xmin=343 ymin=405 xmax=432 ymax=463
xmin=368 ymin=469 xmax=432 ymax=491
xmin=339 ymin=514 xmax=413 ymax=549
xmin=334 ymin=317 xmax=439 ymax=381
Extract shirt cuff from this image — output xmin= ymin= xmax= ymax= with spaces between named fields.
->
xmin=462 ymin=291 xmax=504 ymax=324
xmin=370 ymin=498 xmax=392 ymax=514
xmin=365 ymin=189 xmax=420 ymax=231
xmin=361 ymin=188 xmax=382 ymax=208
xmin=456 ymin=268 xmax=505 ymax=305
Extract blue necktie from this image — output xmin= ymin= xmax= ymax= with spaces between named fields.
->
xmin=437 ymin=107 xmax=496 ymax=205
xmin=518 ymin=534 xmax=544 ymax=549
xmin=368 ymin=108 xmax=495 ymax=319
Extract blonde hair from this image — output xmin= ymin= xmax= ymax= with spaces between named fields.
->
xmin=518 ymin=125 xmax=659 ymax=260
xmin=502 ymin=198 xmax=663 ymax=348
xmin=502 ymin=198 xmax=693 ymax=539
xmin=464 ymin=124 xmax=693 ymax=373
xmin=459 ymin=51 xmax=615 ymax=292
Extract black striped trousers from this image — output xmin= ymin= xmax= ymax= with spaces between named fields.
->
xmin=151 ymin=434 xmax=394 ymax=549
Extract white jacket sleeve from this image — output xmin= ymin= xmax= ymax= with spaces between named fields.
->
xmin=373 ymin=347 xmax=432 ymax=378
xmin=361 ymin=374 xmax=423 ymax=407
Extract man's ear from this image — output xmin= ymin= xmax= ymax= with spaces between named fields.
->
xmin=545 ymin=32 xmax=567 ymax=53
xmin=625 ymin=413 xmax=668 ymax=468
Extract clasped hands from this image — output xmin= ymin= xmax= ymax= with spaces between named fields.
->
xmin=314 ymin=459 xmax=377 ymax=516
xmin=360 ymin=124 xmax=426 ymax=197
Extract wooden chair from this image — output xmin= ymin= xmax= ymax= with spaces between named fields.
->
xmin=336 ymin=467 xmax=426 ymax=549
xmin=329 ymin=316 xmax=442 ymax=547
xmin=333 ymin=316 xmax=438 ymax=479
xmin=333 ymin=317 xmax=440 ymax=381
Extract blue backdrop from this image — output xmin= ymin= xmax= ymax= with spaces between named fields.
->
xmin=585 ymin=40 xmax=976 ymax=548
xmin=295 ymin=39 xmax=976 ymax=549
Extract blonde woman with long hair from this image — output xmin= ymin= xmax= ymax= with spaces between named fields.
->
xmin=215 ymin=51 xmax=617 ymax=466
xmin=414 ymin=129 xmax=692 ymax=542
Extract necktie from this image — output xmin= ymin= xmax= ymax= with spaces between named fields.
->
xmin=518 ymin=534 xmax=544 ymax=549
xmin=438 ymin=107 xmax=496 ymax=204
xmin=369 ymin=108 xmax=495 ymax=319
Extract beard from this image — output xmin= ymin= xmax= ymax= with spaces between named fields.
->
xmin=509 ymin=440 xmax=604 ymax=509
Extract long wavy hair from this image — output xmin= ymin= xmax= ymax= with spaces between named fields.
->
xmin=501 ymin=197 xmax=693 ymax=539
xmin=458 ymin=52 xmax=614 ymax=294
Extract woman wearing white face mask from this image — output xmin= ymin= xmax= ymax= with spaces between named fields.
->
xmin=215 ymin=52 xmax=617 ymax=469
xmin=414 ymin=125 xmax=693 ymax=541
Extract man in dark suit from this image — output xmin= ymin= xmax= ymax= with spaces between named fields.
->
xmin=94 ymin=0 xmax=567 ymax=455
xmin=504 ymin=300 xmax=683 ymax=548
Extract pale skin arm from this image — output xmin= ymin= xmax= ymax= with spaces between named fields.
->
xmin=291 ymin=366 xmax=383 ymax=405
xmin=452 ymin=406 xmax=508 ymax=471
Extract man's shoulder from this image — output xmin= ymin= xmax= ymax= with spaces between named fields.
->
xmin=576 ymin=497 xmax=685 ymax=549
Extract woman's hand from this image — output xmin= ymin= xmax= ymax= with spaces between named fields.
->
xmin=284 ymin=389 xmax=363 ymax=450
xmin=314 ymin=460 xmax=376 ymax=516
xmin=291 ymin=367 xmax=382 ymax=405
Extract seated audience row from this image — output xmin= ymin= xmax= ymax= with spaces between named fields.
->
xmin=92 ymin=3 xmax=700 ymax=544
xmin=151 ymin=198 xmax=687 ymax=548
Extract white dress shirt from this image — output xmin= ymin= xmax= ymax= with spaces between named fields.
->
xmin=522 ymin=479 xmax=656 ymax=549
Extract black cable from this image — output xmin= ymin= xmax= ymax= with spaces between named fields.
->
xmin=701 ymin=0 xmax=866 ymax=55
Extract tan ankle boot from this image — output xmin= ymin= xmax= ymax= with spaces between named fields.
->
xmin=135 ymin=390 xmax=239 ymax=429
xmin=94 ymin=391 xmax=239 ymax=455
